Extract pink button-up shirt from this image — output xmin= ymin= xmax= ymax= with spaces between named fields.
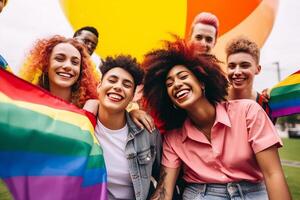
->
xmin=162 ymin=99 xmax=282 ymax=183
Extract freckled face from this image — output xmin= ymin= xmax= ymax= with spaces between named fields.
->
xmin=48 ymin=43 xmax=81 ymax=90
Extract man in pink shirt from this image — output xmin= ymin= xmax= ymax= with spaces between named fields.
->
xmin=142 ymin=38 xmax=291 ymax=200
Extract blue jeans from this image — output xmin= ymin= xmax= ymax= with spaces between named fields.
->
xmin=182 ymin=181 xmax=268 ymax=200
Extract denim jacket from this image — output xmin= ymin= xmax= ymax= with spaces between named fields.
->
xmin=125 ymin=112 xmax=162 ymax=200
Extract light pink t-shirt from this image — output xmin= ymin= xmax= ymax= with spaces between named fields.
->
xmin=162 ymin=99 xmax=282 ymax=183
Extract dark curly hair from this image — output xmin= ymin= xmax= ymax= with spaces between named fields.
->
xmin=19 ymin=35 xmax=98 ymax=108
xmin=73 ymin=26 xmax=99 ymax=38
xmin=143 ymin=37 xmax=229 ymax=131
xmin=101 ymin=55 xmax=144 ymax=90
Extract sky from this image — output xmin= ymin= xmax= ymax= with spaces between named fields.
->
xmin=0 ymin=0 xmax=299 ymax=92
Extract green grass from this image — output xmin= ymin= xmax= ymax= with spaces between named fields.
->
xmin=279 ymin=138 xmax=300 ymax=200
xmin=283 ymin=166 xmax=300 ymax=200
xmin=279 ymin=138 xmax=300 ymax=161
xmin=0 ymin=179 xmax=12 ymax=200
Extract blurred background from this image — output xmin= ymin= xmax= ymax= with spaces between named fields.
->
xmin=0 ymin=0 xmax=299 ymax=199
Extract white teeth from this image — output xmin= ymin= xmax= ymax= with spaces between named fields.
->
xmin=232 ymin=77 xmax=245 ymax=81
xmin=57 ymin=72 xmax=72 ymax=78
xmin=175 ymin=89 xmax=189 ymax=98
xmin=108 ymin=93 xmax=122 ymax=100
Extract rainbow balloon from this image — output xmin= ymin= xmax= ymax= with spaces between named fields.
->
xmin=60 ymin=0 xmax=278 ymax=62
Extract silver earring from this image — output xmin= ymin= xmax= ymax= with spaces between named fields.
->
xmin=202 ymin=87 xmax=206 ymax=97
xmin=173 ymin=104 xmax=178 ymax=109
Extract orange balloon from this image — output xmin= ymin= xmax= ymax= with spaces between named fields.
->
xmin=60 ymin=0 xmax=278 ymax=62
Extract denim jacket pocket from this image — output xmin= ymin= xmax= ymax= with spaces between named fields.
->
xmin=137 ymin=148 xmax=153 ymax=178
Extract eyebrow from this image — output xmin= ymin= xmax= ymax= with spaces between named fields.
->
xmin=166 ymin=70 xmax=189 ymax=80
xmin=71 ymin=56 xmax=80 ymax=61
xmin=108 ymin=75 xmax=118 ymax=79
xmin=108 ymin=75 xmax=134 ymax=85
xmin=123 ymin=79 xmax=134 ymax=85
xmin=228 ymin=61 xmax=251 ymax=65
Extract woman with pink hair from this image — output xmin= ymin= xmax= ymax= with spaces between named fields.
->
xmin=189 ymin=12 xmax=219 ymax=55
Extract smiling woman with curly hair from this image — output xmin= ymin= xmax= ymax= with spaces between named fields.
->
xmin=19 ymin=35 xmax=98 ymax=108
xmin=143 ymin=38 xmax=291 ymax=200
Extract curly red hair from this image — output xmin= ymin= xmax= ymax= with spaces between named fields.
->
xmin=19 ymin=35 xmax=98 ymax=108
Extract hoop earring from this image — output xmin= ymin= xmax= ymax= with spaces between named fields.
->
xmin=173 ymin=104 xmax=178 ymax=109
xmin=202 ymin=87 xmax=206 ymax=97
xmin=42 ymin=73 xmax=47 ymax=88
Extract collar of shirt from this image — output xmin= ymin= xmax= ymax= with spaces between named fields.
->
xmin=182 ymin=102 xmax=232 ymax=142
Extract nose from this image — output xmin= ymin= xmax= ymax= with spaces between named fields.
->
xmin=233 ymin=66 xmax=242 ymax=75
xmin=112 ymin=81 xmax=122 ymax=92
xmin=173 ymin=78 xmax=183 ymax=89
xmin=198 ymin=38 xmax=207 ymax=46
xmin=87 ymin=43 xmax=94 ymax=51
xmin=62 ymin=60 xmax=73 ymax=71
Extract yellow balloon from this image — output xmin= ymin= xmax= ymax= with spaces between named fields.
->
xmin=60 ymin=0 xmax=278 ymax=62
xmin=61 ymin=0 xmax=186 ymax=60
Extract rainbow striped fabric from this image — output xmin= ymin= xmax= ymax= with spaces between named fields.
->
xmin=0 ymin=55 xmax=9 ymax=70
xmin=0 ymin=68 xmax=107 ymax=200
xmin=269 ymin=69 xmax=300 ymax=118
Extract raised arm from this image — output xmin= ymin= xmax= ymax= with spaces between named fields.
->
xmin=256 ymin=146 xmax=291 ymax=200
xmin=150 ymin=166 xmax=180 ymax=200
xmin=129 ymin=109 xmax=155 ymax=132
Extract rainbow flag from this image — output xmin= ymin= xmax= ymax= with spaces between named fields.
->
xmin=269 ymin=69 xmax=300 ymax=118
xmin=0 ymin=68 xmax=107 ymax=200
xmin=0 ymin=54 xmax=12 ymax=72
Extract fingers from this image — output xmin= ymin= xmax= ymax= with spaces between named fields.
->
xmin=132 ymin=118 xmax=145 ymax=130
xmin=129 ymin=109 xmax=156 ymax=133
xmin=145 ymin=114 xmax=155 ymax=132
xmin=141 ymin=115 xmax=155 ymax=133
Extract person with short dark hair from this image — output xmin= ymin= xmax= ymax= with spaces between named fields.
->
xmin=143 ymin=38 xmax=291 ymax=200
xmin=85 ymin=55 xmax=161 ymax=200
xmin=73 ymin=26 xmax=99 ymax=55
xmin=100 ymin=55 xmax=143 ymax=88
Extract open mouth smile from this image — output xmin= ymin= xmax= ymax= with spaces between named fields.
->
xmin=107 ymin=92 xmax=124 ymax=102
xmin=56 ymin=72 xmax=74 ymax=78
xmin=174 ymin=89 xmax=191 ymax=100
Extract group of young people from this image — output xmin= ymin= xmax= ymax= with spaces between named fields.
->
xmin=1 ymin=3 xmax=291 ymax=199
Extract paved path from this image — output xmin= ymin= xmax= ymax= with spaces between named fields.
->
xmin=281 ymin=160 xmax=300 ymax=168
